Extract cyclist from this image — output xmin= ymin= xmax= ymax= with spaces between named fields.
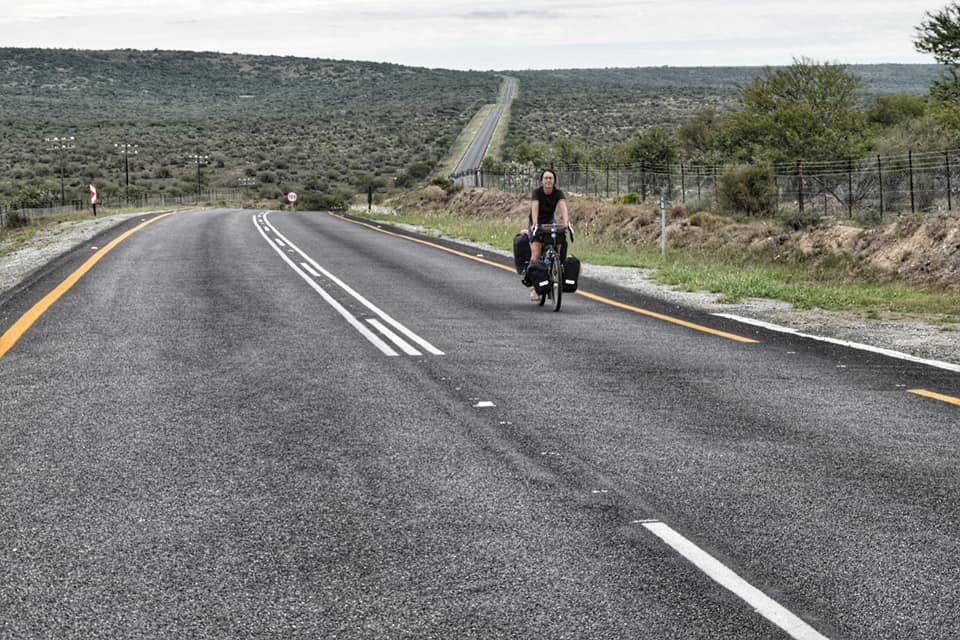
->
xmin=528 ymin=169 xmax=569 ymax=300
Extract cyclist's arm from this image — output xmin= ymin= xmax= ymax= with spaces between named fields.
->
xmin=530 ymin=199 xmax=540 ymax=228
xmin=557 ymin=199 xmax=569 ymax=227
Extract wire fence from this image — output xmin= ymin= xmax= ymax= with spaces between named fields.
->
xmin=453 ymin=148 xmax=960 ymax=221
xmin=0 ymin=190 xmax=246 ymax=228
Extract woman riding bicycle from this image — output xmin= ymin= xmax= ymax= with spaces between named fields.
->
xmin=528 ymin=169 xmax=570 ymax=300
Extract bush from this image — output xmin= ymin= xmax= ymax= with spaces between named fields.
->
xmin=717 ymin=165 xmax=777 ymax=217
xmin=614 ymin=192 xmax=641 ymax=204
xmin=295 ymin=192 xmax=347 ymax=211
xmin=430 ymin=176 xmax=460 ymax=194
xmin=779 ymin=207 xmax=822 ymax=230
xmin=688 ymin=211 xmax=733 ymax=228
xmin=4 ymin=210 xmax=29 ymax=228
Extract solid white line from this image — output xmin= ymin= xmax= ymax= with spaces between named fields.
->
xmin=713 ymin=313 xmax=960 ymax=373
xmin=262 ymin=213 xmax=445 ymax=356
xmin=252 ymin=215 xmax=398 ymax=356
xmin=300 ymin=262 xmax=321 ymax=277
xmin=639 ymin=521 xmax=830 ymax=640
xmin=367 ymin=318 xmax=421 ymax=356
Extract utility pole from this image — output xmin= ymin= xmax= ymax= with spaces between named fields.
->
xmin=189 ymin=153 xmax=209 ymax=201
xmin=115 ymin=143 xmax=138 ymax=204
xmin=45 ymin=136 xmax=75 ymax=205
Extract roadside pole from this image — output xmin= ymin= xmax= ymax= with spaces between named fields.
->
xmin=659 ymin=193 xmax=667 ymax=258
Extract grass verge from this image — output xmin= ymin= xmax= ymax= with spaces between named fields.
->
xmin=352 ymin=208 xmax=960 ymax=321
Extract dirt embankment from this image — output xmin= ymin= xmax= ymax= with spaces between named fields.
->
xmin=388 ymin=186 xmax=960 ymax=291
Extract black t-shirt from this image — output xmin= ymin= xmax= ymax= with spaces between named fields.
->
xmin=529 ymin=187 xmax=565 ymax=226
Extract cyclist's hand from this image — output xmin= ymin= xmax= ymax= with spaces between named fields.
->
xmin=567 ymin=223 xmax=575 ymax=243
xmin=532 ymin=224 xmax=539 ymax=236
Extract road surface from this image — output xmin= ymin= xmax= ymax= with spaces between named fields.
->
xmin=1 ymin=208 xmax=958 ymax=639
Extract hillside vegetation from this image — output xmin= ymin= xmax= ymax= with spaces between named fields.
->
xmin=0 ymin=48 xmax=943 ymax=211
xmin=502 ymin=65 xmax=942 ymax=156
xmin=0 ymin=48 xmax=499 ymax=206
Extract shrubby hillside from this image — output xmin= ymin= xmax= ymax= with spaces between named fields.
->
xmin=503 ymin=64 xmax=942 ymax=157
xmin=0 ymin=48 xmax=941 ymax=208
xmin=0 ymin=48 xmax=500 ymax=205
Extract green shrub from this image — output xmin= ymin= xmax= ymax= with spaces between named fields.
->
xmin=615 ymin=192 xmax=641 ymax=204
xmin=779 ymin=207 xmax=822 ymax=230
xmin=430 ymin=176 xmax=460 ymax=194
xmin=4 ymin=210 xmax=29 ymax=229
xmin=688 ymin=211 xmax=733 ymax=228
xmin=295 ymin=192 xmax=347 ymax=211
xmin=717 ymin=165 xmax=777 ymax=217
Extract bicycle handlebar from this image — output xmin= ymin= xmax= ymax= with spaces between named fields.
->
xmin=533 ymin=223 xmax=574 ymax=243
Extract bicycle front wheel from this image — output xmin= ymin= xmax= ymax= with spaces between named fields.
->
xmin=550 ymin=258 xmax=563 ymax=312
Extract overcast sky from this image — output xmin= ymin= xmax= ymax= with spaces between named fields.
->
xmin=2 ymin=1 xmax=942 ymax=70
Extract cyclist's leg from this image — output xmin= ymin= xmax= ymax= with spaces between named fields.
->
xmin=530 ymin=240 xmax=543 ymax=262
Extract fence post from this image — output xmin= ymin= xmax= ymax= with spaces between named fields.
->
xmin=797 ymin=160 xmax=804 ymax=213
xmin=680 ymin=163 xmax=686 ymax=204
xmin=946 ymin=149 xmax=953 ymax=211
xmin=641 ymin=161 xmax=647 ymax=202
xmin=847 ymin=157 xmax=853 ymax=218
xmin=909 ymin=150 xmax=915 ymax=214
xmin=877 ymin=155 xmax=884 ymax=220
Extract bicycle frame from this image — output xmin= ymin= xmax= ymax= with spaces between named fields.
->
xmin=536 ymin=224 xmax=566 ymax=311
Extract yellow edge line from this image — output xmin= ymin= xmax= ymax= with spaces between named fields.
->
xmin=908 ymin=389 xmax=960 ymax=406
xmin=0 ymin=212 xmax=176 ymax=360
xmin=330 ymin=212 xmax=759 ymax=344
xmin=575 ymin=290 xmax=759 ymax=343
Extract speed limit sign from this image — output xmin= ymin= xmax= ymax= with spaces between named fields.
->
xmin=286 ymin=191 xmax=298 ymax=204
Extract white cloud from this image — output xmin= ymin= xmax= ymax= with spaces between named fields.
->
xmin=0 ymin=0 xmax=939 ymax=69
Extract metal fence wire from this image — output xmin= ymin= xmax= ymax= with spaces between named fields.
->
xmin=452 ymin=148 xmax=960 ymax=220
xmin=0 ymin=190 xmax=245 ymax=228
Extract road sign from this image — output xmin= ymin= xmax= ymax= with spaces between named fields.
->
xmin=286 ymin=191 xmax=298 ymax=204
xmin=90 ymin=183 xmax=97 ymax=204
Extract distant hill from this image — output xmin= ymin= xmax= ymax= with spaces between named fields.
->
xmin=0 ymin=48 xmax=944 ymax=204
xmin=504 ymin=64 xmax=943 ymax=149
xmin=0 ymin=48 xmax=500 ymax=203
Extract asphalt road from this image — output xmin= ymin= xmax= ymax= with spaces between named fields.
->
xmin=454 ymin=77 xmax=516 ymax=175
xmin=1 ymin=208 xmax=958 ymax=639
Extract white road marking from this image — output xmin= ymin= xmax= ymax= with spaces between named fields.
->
xmin=367 ymin=318 xmax=421 ymax=356
xmin=473 ymin=400 xmax=495 ymax=407
xmin=637 ymin=520 xmax=830 ymax=640
xmin=713 ymin=313 xmax=960 ymax=373
xmin=300 ymin=262 xmax=321 ymax=277
xmin=253 ymin=215 xmax=398 ymax=356
xmin=261 ymin=213 xmax=444 ymax=356
xmin=275 ymin=238 xmax=286 ymax=247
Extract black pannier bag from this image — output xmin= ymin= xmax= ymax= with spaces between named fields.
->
xmin=526 ymin=260 xmax=550 ymax=294
xmin=513 ymin=232 xmax=531 ymax=274
xmin=562 ymin=256 xmax=580 ymax=292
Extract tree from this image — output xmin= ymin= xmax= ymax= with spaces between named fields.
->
xmin=624 ymin=126 xmax=679 ymax=168
xmin=865 ymin=93 xmax=927 ymax=128
xmin=677 ymin=108 xmax=723 ymax=163
xmin=508 ymin=141 xmax=549 ymax=166
xmin=915 ymin=3 xmax=960 ymax=100
xmin=719 ymin=58 xmax=868 ymax=163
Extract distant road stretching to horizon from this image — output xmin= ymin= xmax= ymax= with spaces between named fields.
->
xmin=454 ymin=76 xmax=516 ymax=176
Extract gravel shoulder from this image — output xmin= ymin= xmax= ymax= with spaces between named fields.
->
xmin=2 ymin=213 xmax=957 ymax=369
